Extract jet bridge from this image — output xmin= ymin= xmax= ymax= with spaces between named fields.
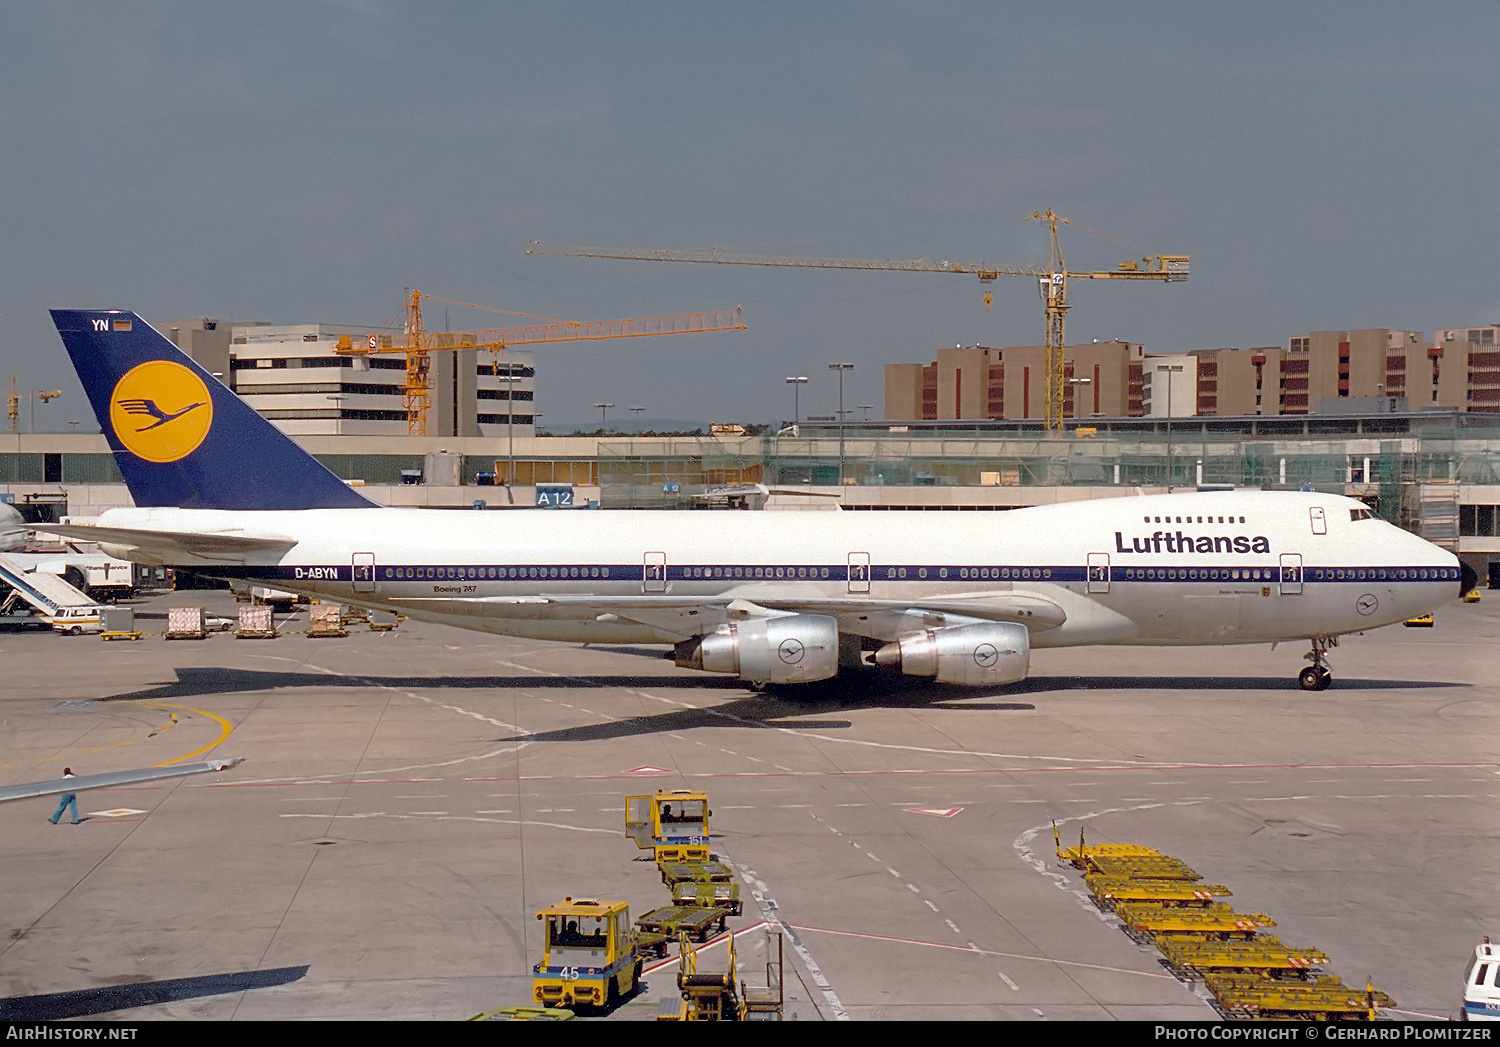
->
xmin=0 ymin=551 xmax=98 ymax=624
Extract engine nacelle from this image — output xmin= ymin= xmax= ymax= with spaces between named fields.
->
xmin=676 ymin=614 xmax=839 ymax=684
xmin=874 ymin=622 xmax=1030 ymax=686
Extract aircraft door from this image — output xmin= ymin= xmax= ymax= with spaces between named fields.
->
xmin=1087 ymin=552 xmax=1110 ymax=594
xmin=848 ymin=552 xmax=871 ymax=594
xmin=1279 ymin=553 xmax=1303 ymax=595
xmin=1309 ymin=507 xmax=1327 ymax=535
xmin=352 ymin=552 xmax=376 ymax=593
xmin=643 ymin=551 xmax=668 ymax=593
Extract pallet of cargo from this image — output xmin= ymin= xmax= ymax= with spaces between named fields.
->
xmin=235 ymin=604 xmax=278 ymax=639
xmin=636 ymin=904 xmax=730 ymax=943
xmin=1115 ymin=901 xmax=1274 ymax=938
xmin=307 ymin=604 xmax=348 ymax=638
xmin=672 ymin=879 xmax=742 ymax=916
xmin=164 ymin=606 xmax=208 ymax=639
xmin=368 ymin=611 xmax=402 ymax=632
xmin=658 ymin=859 xmax=734 ymax=886
xmin=1086 ymin=876 xmax=1230 ymax=908
xmin=1155 ymin=935 xmax=1329 ymax=974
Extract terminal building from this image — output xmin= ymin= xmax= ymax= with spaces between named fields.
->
xmin=886 ymin=325 xmax=1500 ymax=423
xmin=161 ymin=316 xmax=536 ymax=439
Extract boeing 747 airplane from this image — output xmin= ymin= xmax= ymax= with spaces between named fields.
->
xmin=43 ymin=310 xmax=1468 ymax=692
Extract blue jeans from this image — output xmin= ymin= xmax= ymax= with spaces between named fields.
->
xmin=50 ymin=793 xmax=78 ymax=824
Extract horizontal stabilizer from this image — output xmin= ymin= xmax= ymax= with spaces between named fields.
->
xmin=32 ymin=523 xmax=296 ymax=562
xmin=0 ymin=757 xmax=244 ymax=804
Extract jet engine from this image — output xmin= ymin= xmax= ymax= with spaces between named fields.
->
xmin=675 ymin=614 xmax=839 ymax=684
xmin=874 ymin=622 xmax=1030 ymax=686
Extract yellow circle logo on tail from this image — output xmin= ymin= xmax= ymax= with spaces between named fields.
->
xmin=108 ymin=362 xmax=214 ymax=463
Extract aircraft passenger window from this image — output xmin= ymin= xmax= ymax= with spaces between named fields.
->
xmin=939 ymin=569 xmax=948 ymax=579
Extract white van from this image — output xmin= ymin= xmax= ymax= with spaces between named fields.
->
xmin=1463 ymin=938 xmax=1500 ymax=1021
xmin=50 ymin=605 xmax=106 ymax=636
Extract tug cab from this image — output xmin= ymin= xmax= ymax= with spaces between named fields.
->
xmin=532 ymin=898 xmax=642 ymax=1011
xmin=626 ymin=790 xmax=711 ymax=862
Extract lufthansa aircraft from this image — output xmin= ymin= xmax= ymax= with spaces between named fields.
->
xmin=45 ymin=310 xmax=1467 ymax=692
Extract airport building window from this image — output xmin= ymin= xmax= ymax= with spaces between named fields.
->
xmin=1461 ymin=505 xmax=1499 ymax=537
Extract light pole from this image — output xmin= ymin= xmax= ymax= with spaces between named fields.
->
xmin=859 ymin=403 xmax=873 ymax=420
xmin=1155 ymin=364 xmax=1184 ymax=491
xmin=785 ymin=376 xmax=808 ymax=424
xmin=325 ymin=394 xmax=347 ymax=436
xmin=828 ymin=363 xmax=853 ymax=485
xmin=629 ymin=406 xmax=645 ymax=432
xmin=595 ymin=402 xmax=614 ymax=431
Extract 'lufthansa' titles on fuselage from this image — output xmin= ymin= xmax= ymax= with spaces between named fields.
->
xmin=1114 ymin=530 xmax=1271 ymax=554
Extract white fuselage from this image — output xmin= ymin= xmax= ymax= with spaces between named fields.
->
xmin=94 ymin=490 xmax=1458 ymax=650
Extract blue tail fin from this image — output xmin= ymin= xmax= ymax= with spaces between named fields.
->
xmin=51 ymin=310 xmax=376 ymax=510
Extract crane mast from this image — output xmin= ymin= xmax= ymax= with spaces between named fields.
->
xmin=529 ymin=209 xmax=1187 ymax=430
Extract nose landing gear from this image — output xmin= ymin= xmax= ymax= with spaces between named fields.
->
xmin=1299 ymin=636 xmax=1337 ymax=691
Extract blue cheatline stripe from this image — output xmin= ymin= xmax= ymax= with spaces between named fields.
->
xmin=202 ymin=563 xmax=1459 ymax=585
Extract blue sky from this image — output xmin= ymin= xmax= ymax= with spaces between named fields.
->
xmin=3 ymin=2 xmax=1497 ymax=428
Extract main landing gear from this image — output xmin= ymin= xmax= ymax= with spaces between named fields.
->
xmin=1299 ymin=636 xmax=1337 ymax=691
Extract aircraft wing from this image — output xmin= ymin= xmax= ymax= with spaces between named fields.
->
xmin=388 ymin=590 xmax=1066 ymax=640
xmin=31 ymin=523 xmax=297 ymax=562
xmin=0 ymin=757 xmax=244 ymax=803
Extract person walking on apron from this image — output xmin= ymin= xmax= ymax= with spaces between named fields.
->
xmin=50 ymin=768 xmax=79 ymax=825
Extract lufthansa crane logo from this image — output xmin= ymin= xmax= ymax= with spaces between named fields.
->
xmin=972 ymin=643 xmax=1000 ymax=668
xmin=108 ymin=361 xmax=213 ymax=463
xmin=777 ymin=638 xmax=806 ymax=664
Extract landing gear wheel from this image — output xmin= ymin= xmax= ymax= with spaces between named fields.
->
xmin=1299 ymin=666 xmax=1332 ymax=691
xmin=1300 ymin=636 xmax=1337 ymax=691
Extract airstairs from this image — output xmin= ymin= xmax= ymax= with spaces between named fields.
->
xmin=0 ymin=551 xmax=98 ymax=621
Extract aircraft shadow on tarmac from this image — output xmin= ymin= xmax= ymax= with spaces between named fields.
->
xmin=88 ymin=667 xmax=1039 ymax=741
xmin=0 ymin=965 xmax=308 ymax=1020
xmin=93 ymin=664 xmax=1457 ymax=707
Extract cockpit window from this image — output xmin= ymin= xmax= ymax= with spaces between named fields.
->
xmin=1350 ymin=508 xmax=1376 ymax=522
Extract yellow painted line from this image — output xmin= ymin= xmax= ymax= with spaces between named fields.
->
xmin=143 ymin=703 xmax=235 ymax=766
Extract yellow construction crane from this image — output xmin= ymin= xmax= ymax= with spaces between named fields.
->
xmin=334 ymin=289 xmax=747 ymax=435
xmin=527 ymin=209 xmax=1188 ymax=430
xmin=7 ymin=375 xmax=62 ymax=434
